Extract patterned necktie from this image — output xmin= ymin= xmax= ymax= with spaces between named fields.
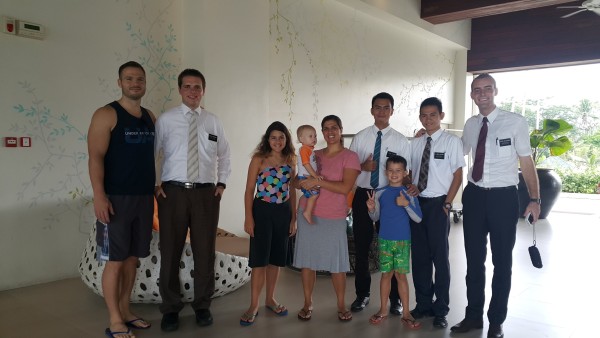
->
xmin=187 ymin=111 xmax=199 ymax=182
xmin=417 ymin=136 xmax=432 ymax=192
xmin=370 ymin=130 xmax=382 ymax=188
xmin=472 ymin=117 xmax=488 ymax=182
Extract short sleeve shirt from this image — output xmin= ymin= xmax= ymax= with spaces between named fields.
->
xmin=349 ymin=125 xmax=411 ymax=189
xmin=297 ymin=145 xmax=317 ymax=177
xmin=462 ymin=107 xmax=531 ymax=187
xmin=299 ymin=148 xmax=360 ymax=219
xmin=410 ymin=129 xmax=465 ymax=197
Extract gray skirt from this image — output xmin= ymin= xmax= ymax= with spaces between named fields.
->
xmin=293 ymin=208 xmax=350 ymax=273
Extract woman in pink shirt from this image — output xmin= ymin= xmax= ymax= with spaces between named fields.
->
xmin=293 ymin=115 xmax=360 ymax=322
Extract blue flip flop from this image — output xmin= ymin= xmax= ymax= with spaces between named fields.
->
xmin=240 ymin=311 xmax=258 ymax=326
xmin=105 ymin=327 xmax=132 ymax=338
xmin=125 ymin=318 xmax=151 ymax=330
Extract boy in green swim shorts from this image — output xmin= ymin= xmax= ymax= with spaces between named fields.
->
xmin=366 ymin=155 xmax=423 ymax=328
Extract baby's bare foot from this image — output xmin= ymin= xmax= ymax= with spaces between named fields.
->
xmin=303 ymin=211 xmax=313 ymax=224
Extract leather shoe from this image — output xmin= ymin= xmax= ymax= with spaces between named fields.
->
xmin=488 ymin=324 xmax=504 ymax=338
xmin=450 ymin=318 xmax=484 ymax=333
xmin=389 ymin=300 xmax=403 ymax=315
xmin=350 ymin=296 xmax=369 ymax=312
xmin=409 ymin=307 xmax=434 ymax=319
xmin=195 ymin=309 xmax=213 ymax=327
xmin=433 ymin=316 xmax=448 ymax=328
xmin=161 ymin=312 xmax=179 ymax=332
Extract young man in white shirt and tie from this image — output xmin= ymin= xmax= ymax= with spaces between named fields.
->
xmin=154 ymin=69 xmax=231 ymax=331
xmin=348 ymin=92 xmax=411 ymax=315
xmin=406 ymin=97 xmax=465 ymax=329
xmin=451 ymin=74 xmax=540 ymax=338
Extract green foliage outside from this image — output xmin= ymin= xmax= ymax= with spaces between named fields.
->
xmin=556 ymin=170 xmax=600 ymax=194
xmin=500 ymin=98 xmax=600 ymax=194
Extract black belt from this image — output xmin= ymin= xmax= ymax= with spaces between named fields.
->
xmin=468 ymin=182 xmax=516 ymax=191
xmin=163 ymin=181 xmax=214 ymax=189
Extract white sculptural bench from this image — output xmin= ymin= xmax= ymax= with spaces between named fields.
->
xmin=79 ymin=226 xmax=251 ymax=303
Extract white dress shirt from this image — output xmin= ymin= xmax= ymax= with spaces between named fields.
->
xmin=411 ymin=129 xmax=465 ymax=198
xmin=155 ymin=103 xmax=231 ymax=184
xmin=462 ymin=107 xmax=531 ymax=187
xmin=349 ymin=125 xmax=411 ymax=189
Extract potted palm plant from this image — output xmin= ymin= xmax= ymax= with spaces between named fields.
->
xmin=518 ymin=118 xmax=573 ymax=218
xmin=530 ymin=118 xmax=573 ymax=165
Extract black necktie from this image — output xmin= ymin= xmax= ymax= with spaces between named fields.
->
xmin=417 ymin=136 xmax=432 ymax=191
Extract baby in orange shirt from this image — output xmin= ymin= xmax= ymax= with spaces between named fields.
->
xmin=296 ymin=125 xmax=322 ymax=224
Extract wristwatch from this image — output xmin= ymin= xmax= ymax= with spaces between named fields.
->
xmin=530 ymin=198 xmax=541 ymax=204
xmin=443 ymin=202 xmax=452 ymax=210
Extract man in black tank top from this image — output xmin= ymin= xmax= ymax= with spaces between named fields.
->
xmin=88 ymin=61 xmax=157 ymax=338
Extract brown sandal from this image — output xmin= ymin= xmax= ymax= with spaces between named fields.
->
xmin=337 ymin=310 xmax=353 ymax=322
xmin=297 ymin=308 xmax=312 ymax=321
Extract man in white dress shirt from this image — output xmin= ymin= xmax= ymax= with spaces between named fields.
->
xmin=348 ymin=92 xmax=411 ymax=314
xmin=451 ymin=74 xmax=540 ymax=338
xmin=406 ymin=97 xmax=464 ymax=329
xmin=154 ymin=69 xmax=231 ymax=331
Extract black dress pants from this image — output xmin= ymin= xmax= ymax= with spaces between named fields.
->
xmin=410 ymin=195 xmax=450 ymax=316
xmin=462 ymin=183 xmax=518 ymax=325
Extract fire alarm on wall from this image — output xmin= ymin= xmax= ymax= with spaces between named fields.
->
xmin=4 ymin=137 xmax=18 ymax=147
xmin=2 ymin=16 xmax=45 ymax=39
xmin=2 ymin=16 xmax=16 ymax=35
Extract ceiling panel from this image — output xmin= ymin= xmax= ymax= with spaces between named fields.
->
xmin=467 ymin=2 xmax=600 ymax=72
xmin=421 ymin=0 xmax=574 ymax=24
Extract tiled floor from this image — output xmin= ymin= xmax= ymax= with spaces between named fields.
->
xmin=1 ymin=193 xmax=598 ymax=338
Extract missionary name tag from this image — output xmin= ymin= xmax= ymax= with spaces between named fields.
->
xmin=499 ymin=138 xmax=511 ymax=147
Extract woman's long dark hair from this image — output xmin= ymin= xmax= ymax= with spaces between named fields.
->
xmin=253 ymin=121 xmax=296 ymax=165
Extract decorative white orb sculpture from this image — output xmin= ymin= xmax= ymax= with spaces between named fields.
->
xmin=79 ymin=226 xmax=251 ymax=303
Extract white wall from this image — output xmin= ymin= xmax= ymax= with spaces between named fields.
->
xmin=182 ymin=0 xmax=271 ymax=237
xmin=0 ymin=0 xmax=468 ymax=290
xmin=349 ymin=0 xmax=471 ymax=49
xmin=0 ymin=0 xmax=182 ymax=290
xmin=268 ymin=0 xmax=467 ymax=137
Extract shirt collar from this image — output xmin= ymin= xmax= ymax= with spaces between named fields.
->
xmin=180 ymin=103 xmax=202 ymax=116
xmin=479 ymin=106 xmax=499 ymax=124
xmin=427 ymin=128 xmax=444 ymax=141
xmin=371 ymin=124 xmax=392 ymax=135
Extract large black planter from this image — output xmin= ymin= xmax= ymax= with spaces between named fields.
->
xmin=518 ymin=168 xmax=562 ymax=219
